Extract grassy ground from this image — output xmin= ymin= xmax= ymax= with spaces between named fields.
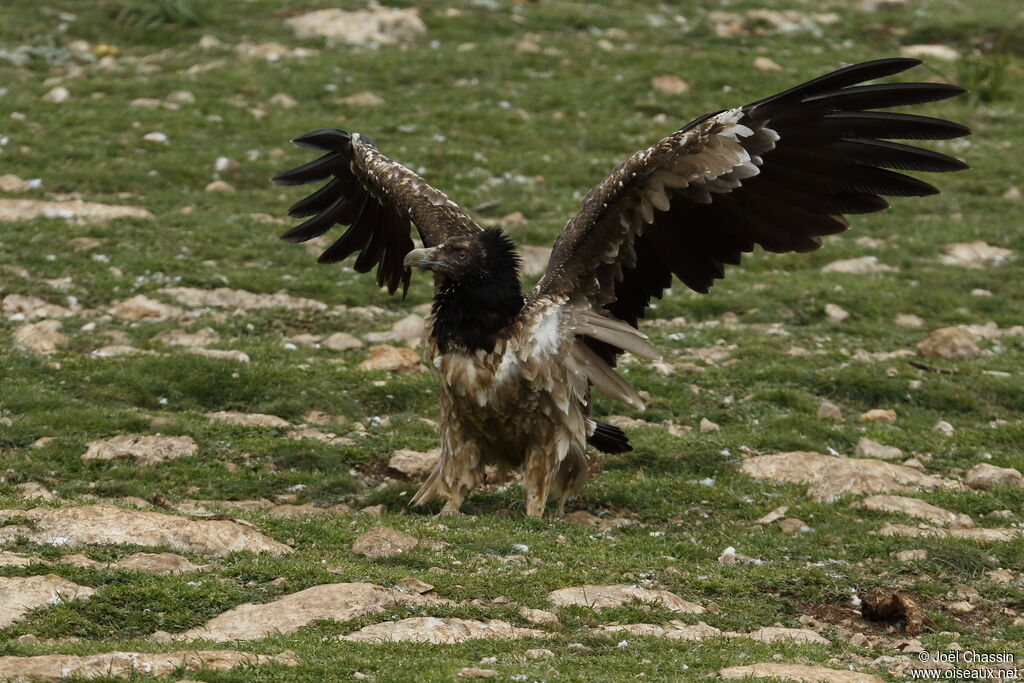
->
xmin=1 ymin=0 xmax=1022 ymax=680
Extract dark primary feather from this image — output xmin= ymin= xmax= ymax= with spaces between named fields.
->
xmin=273 ymin=128 xmax=481 ymax=296
xmin=535 ymin=58 xmax=970 ymax=363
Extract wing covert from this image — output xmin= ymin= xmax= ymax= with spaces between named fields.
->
xmin=274 ymin=129 xmax=481 ymax=295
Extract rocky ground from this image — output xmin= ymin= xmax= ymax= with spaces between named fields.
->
xmin=0 ymin=1 xmax=1022 ymax=681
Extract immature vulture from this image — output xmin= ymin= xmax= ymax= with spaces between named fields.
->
xmin=274 ymin=58 xmax=969 ymax=516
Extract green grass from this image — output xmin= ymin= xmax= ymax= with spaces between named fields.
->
xmin=1 ymin=0 xmax=1023 ymax=681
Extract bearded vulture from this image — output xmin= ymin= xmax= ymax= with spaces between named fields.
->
xmin=274 ymin=58 xmax=969 ymax=516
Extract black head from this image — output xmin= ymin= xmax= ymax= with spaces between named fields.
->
xmin=405 ymin=229 xmax=524 ymax=353
xmin=403 ymin=228 xmax=520 ymax=285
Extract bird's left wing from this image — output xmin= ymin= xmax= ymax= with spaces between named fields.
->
xmin=529 ymin=58 xmax=969 ymax=362
xmin=274 ymin=129 xmax=482 ymax=295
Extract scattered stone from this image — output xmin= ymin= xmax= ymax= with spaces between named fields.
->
xmin=41 ymin=86 xmax=70 ymax=103
xmin=747 ymin=627 xmax=829 ymax=644
xmin=0 ymin=575 xmax=95 ymax=628
xmin=360 ymin=504 xmax=386 ymax=516
xmin=740 ymin=451 xmax=956 ymax=502
xmin=359 ymin=344 xmax=422 ymax=373
xmin=878 ymin=524 xmax=1021 ymax=543
xmin=525 ymin=648 xmax=555 ymax=660
xmin=458 ymin=669 xmax=498 ymax=679
xmin=854 ymin=495 xmax=972 ymax=527
xmin=130 ymin=98 xmax=162 ymax=109
xmin=940 ymin=241 xmax=1016 ymax=268
xmin=395 ymin=577 xmax=434 ymax=595
xmin=342 ymin=617 xmax=541 ymax=643
xmin=699 ymin=417 xmax=720 ymax=433
xmin=517 ymin=245 xmax=552 ymax=277
xmin=917 ymin=327 xmax=979 ymax=360
xmin=12 ymin=320 xmax=67 ymax=354
xmin=1002 ymin=187 xmax=1021 ymax=201
xmin=817 ymin=401 xmax=843 ymax=420
xmin=964 ymin=463 xmax=1023 ymax=490
xmin=205 ymin=180 xmax=236 ymax=194
xmin=153 ymin=327 xmax=220 ymax=348
xmin=269 ymin=92 xmax=298 ymax=108
xmin=651 ymin=74 xmax=690 ymax=95
xmin=0 ymin=199 xmax=153 ymax=224
xmin=519 ymin=607 xmax=560 ymax=625
xmin=187 ymin=348 xmax=250 ymax=362
xmin=720 ymin=663 xmax=883 ymax=683
xmin=854 ymin=437 xmax=903 ymax=460
xmin=206 ymin=411 xmax=289 ymax=427
xmin=142 ymin=132 xmax=168 ymax=143
xmin=0 ymin=651 xmax=298 ymax=680
xmin=548 ymin=585 xmax=704 ymax=614
xmin=81 ymin=434 xmax=198 ymax=466
xmin=932 ymin=420 xmax=955 ymax=437
xmin=17 ymin=482 xmax=55 ymax=500
xmin=0 ymin=505 xmax=291 ymax=557
xmin=160 ymin=286 xmax=327 ymax=311
xmin=234 ymin=42 xmax=317 ymax=61
xmin=718 ymin=546 xmax=762 ymax=565
xmin=0 ymin=174 xmax=32 ymax=192
xmin=753 ymin=56 xmax=783 ymax=72
xmin=109 ymin=295 xmax=182 ymax=321
xmin=900 ymin=44 xmax=961 ymax=61
xmin=0 ymin=551 xmax=35 ymax=567
xmin=825 ymin=303 xmax=849 ymax=322
xmin=337 ymin=91 xmax=386 ymax=106
xmin=777 ymin=518 xmax=810 ymax=534
xmin=986 ymin=568 xmax=1014 ymax=584
xmin=596 ymin=621 xmax=722 ymax=641
xmin=895 ymin=313 xmax=925 ymax=328
xmin=893 ymin=549 xmax=927 ymax=562
xmin=180 ymin=583 xmax=441 ymax=641
xmin=365 ymin=314 xmax=425 ymax=346
xmin=352 ymin=526 xmax=418 ymax=558
xmin=821 ymin=256 xmax=897 ymax=274
xmin=323 ymin=332 xmax=364 ymax=351
xmin=388 ymin=448 xmax=441 ymax=479
xmin=111 ymin=552 xmax=206 ymax=575
xmin=756 ymin=506 xmax=789 ymax=524
xmin=286 ymin=7 xmax=427 ymax=47
xmin=91 ymin=345 xmax=154 ymax=358
xmin=860 ymin=409 xmax=897 ymax=423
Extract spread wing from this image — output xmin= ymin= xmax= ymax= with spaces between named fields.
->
xmin=273 ymin=129 xmax=482 ymax=295
xmin=531 ymin=58 xmax=969 ymax=361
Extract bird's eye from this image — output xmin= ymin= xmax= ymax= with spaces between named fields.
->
xmin=455 ymin=249 xmax=468 ymax=261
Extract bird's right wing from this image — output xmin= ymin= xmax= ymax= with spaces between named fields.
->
xmin=274 ymin=129 xmax=482 ymax=295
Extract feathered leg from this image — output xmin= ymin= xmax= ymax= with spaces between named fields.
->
xmin=410 ymin=426 xmax=482 ymax=515
xmin=523 ymin=441 xmax=556 ymax=517
xmin=552 ymin=442 xmax=589 ymax=516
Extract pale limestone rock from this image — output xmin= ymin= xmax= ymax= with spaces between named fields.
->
xmin=746 ymin=626 xmax=829 ymax=644
xmin=0 ymin=651 xmax=297 ymax=680
xmin=180 ymin=583 xmax=444 ymax=641
xmin=901 ymin=44 xmax=960 ymax=61
xmin=821 ymin=256 xmax=897 ymax=274
xmin=0 ymin=174 xmax=31 ymax=192
xmin=0 ymin=575 xmax=95 ymax=628
xmin=777 ymin=518 xmax=810 ymax=533
xmin=3 ymin=294 xmax=75 ymax=319
xmin=518 ymin=245 xmax=551 ymax=276
xmin=860 ymin=409 xmax=897 ymax=423
xmin=519 ymin=607 xmax=560 ymax=625
xmin=286 ymin=7 xmax=426 ymax=46
xmin=879 ymin=524 xmax=1021 ymax=543
xmin=109 ymin=295 xmax=182 ymax=321
xmin=142 ymin=132 xmax=168 ymax=143
xmin=854 ymin=437 xmax=903 ymax=460
xmin=187 ymin=348 xmax=250 ymax=362
xmin=817 ymin=401 xmax=843 ymax=420
xmin=699 ymin=417 xmax=720 ymax=433
xmin=940 ymin=241 xmax=1016 ymax=268
xmin=720 ymin=662 xmax=883 ymax=682
xmin=458 ymin=668 xmax=499 ymax=679
xmin=756 ymin=506 xmax=788 ymax=524
xmin=964 ymin=463 xmax=1024 ymax=490
xmin=41 ymin=86 xmax=70 ymax=103
xmin=893 ymin=549 xmax=927 ymax=562
xmin=82 ymin=434 xmax=198 ymax=465
xmin=152 ymin=327 xmax=220 ymax=347
xmin=205 ymin=180 xmax=235 ymax=194
xmin=92 ymin=345 xmax=155 ymax=358
xmin=323 ymin=332 xmax=364 ymax=351
xmin=269 ymin=92 xmax=298 ymax=108
xmin=548 ymin=585 xmax=704 ymax=614
xmin=753 ymin=56 xmax=783 ymax=72
xmin=597 ymin=621 xmax=722 ymax=641
xmin=337 ymin=91 xmax=386 ymax=106
xmin=740 ymin=451 xmax=957 ymax=502
xmin=359 ymin=344 xmax=422 ymax=373
xmin=352 ymin=526 xmax=418 ymax=558
xmin=894 ymin=313 xmax=924 ymax=328
xmin=111 ymin=552 xmax=207 ymax=575
xmin=918 ymin=327 xmax=979 ymax=360
xmin=17 ymin=482 xmax=55 ymax=500
xmin=165 ymin=89 xmax=195 ymax=104
xmin=932 ymin=420 xmax=955 ymax=437
xmin=0 ymin=551 xmax=35 ymax=567
xmin=206 ymin=411 xmax=289 ymax=427
xmin=12 ymin=320 xmax=67 ymax=354
xmin=651 ymin=74 xmax=690 ymax=94
xmin=825 ymin=303 xmax=849 ymax=322
xmin=854 ymin=495 xmax=972 ymax=527
xmin=388 ymin=448 xmax=441 ymax=479
xmin=159 ymin=286 xmax=327 ymax=311
xmin=0 ymin=198 xmax=153 ymax=224
xmin=342 ymin=617 xmax=541 ymax=643
xmin=0 ymin=504 xmax=291 ymax=557
xmin=395 ymin=577 xmax=434 ymax=594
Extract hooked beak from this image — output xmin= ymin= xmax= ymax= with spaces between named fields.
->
xmin=403 ymin=247 xmax=446 ymax=271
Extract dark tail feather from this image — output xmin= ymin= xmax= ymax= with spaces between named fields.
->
xmin=588 ymin=420 xmax=632 ymax=454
